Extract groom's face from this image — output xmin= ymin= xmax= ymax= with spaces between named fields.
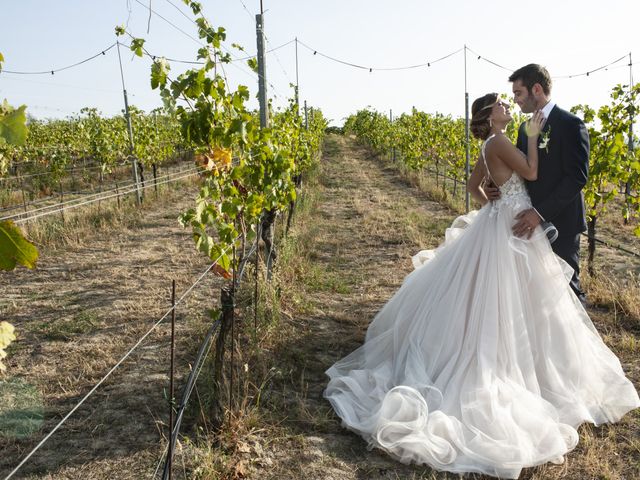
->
xmin=512 ymin=80 xmax=537 ymax=114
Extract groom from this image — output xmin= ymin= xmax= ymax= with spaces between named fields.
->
xmin=489 ymin=64 xmax=590 ymax=305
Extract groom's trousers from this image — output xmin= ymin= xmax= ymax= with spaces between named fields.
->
xmin=551 ymin=232 xmax=586 ymax=305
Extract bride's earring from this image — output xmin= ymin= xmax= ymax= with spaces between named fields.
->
xmin=489 ymin=118 xmax=493 ymax=127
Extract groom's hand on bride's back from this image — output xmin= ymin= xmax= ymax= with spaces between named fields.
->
xmin=483 ymin=181 xmax=501 ymax=201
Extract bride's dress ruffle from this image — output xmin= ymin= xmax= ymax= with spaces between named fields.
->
xmin=324 ymin=172 xmax=640 ymax=479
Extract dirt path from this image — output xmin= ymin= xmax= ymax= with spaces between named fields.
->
xmin=247 ymin=135 xmax=460 ymax=479
xmin=246 ymin=135 xmax=640 ymax=480
xmin=0 ymin=182 xmax=216 ymax=479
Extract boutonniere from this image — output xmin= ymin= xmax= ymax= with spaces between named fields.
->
xmin=539 ymin=126 xmax=551 ymax=152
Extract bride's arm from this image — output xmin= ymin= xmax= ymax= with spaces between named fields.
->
xmin=494 ymin=112 xmax=545 ymax=180
xmin=467 ymin=157 xmax=489 ymax=206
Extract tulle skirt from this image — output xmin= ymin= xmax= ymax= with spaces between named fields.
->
xmin=324 ymin=201 xmax=640 ymax=479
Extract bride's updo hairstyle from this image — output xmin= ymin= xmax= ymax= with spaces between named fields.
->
xmin=470 ymin=92 xmax=499 ymax=140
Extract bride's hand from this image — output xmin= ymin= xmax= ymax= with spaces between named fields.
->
xmin=525 ymin=111 xmax=545 ymax=138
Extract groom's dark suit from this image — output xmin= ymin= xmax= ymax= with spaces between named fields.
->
xmin=516 ymin=105 xmax=590 ymax=302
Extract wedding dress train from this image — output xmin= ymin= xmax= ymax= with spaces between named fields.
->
xmin=324 ymin=143 xmax=640 ymax=478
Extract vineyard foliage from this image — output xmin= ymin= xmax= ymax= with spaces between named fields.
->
xmin=4 ymin=107 xmax=185 ymax=193
xmin=345 ymin=87 xmax=640 ymax=237
xmin=572 ymin=83 xmax=640 ymax=236
xmin=122 ymin=0 xmax=326 ymax=274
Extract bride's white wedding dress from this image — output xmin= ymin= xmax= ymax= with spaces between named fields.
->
xmin=324 ymin=136 xmax=640 ymax=479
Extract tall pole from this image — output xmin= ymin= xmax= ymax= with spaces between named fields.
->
xmin=256 ymin=14 xmax=269 ymax=129
xmin=116 ymin=41 xmax=142 ymax=205
xmin=256 ymin=10 xmax=276 ymax=278
xmin=295 ymin=37 xmax=300 ymax=114
xmin=625 ymin=52 xmax=634 ymax=224
xmin=464 ymin=45 xmax=470 ymax=213
xmin=629 ymin=52 xmax=634 ymax=152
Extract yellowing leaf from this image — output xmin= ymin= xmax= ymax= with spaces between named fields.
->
xmin=0 ymin=220 xmax=39 ymax=271
xmin=211 ymin=147 xmax=232 ymax=169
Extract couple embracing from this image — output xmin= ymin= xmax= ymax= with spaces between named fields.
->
xmin=324 ymin=64 xmax=640 ymax=478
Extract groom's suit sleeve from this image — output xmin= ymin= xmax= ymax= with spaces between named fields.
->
xmin=535 ymin=116 xmax=589 ymax=222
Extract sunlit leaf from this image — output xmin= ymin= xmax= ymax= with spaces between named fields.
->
xmin=0 ymin=220 xmax=39 ymax=271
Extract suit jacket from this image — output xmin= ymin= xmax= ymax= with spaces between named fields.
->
xmin=516 ymin=105 xmax=590 ymax=236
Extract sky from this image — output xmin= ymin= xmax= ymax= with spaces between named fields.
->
xmin=0 ymin=0 xmax=638 ymax=127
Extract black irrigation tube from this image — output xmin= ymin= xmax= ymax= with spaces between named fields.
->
xmin=581 ymin=232 xmax=640 ymax=258
xmin=156 ymin=317 xmax=223 ymax=480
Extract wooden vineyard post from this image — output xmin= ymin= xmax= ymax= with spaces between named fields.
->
xmin=59 ymin=180 xmax=65 ymax=224
xmin=20 ymin=175 xmax=28 ymax=217
xmin=153 ymin=163 xmax=158 ymax=198
xmin=255 ymin=11 xmax=276 ymax=280
xmin=261 ymin=209 xmax=277 ymax=280
xmin=211 ymin=286 xmax=234 ymax=429
xmin=587 ymin=216 xmax=597 ymax=276
xmin=464 ymin=44 xmax=471 ymax=213
xmin=285 ymin=173 xmax=302 ymax=236
xmin=256 ymin=12 xmax=269 ymax=129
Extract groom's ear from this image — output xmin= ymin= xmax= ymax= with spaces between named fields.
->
xmin=531 ymin=83 xmax=544 ymax=97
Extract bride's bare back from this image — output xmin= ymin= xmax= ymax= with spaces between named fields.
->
xmin=482 ymin=133 xmax=537 ymax=187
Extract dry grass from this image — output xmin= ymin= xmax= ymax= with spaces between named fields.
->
xmin=17 ymin=175 xmax=197 ymax=250
xmin=582 ymin=270 xmax=640 ymax=323
xmin=0 ymin=177 xmax=222 ymax=479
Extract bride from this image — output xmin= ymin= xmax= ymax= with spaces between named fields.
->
xmin=324 ymin=93 xmax=640 ymax=479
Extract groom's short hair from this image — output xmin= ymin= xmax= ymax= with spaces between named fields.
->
xmin=509 ymin=64 xmax=552 ymax=96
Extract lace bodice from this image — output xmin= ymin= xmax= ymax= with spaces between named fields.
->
xmin=481 ymin=135 xmax=531 ymax=214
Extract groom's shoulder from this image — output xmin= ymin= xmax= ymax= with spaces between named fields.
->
xmin=552 ymin=105 xmax=584 ymax=125
xmin=552 ymin=105 xmax=582 ymax=125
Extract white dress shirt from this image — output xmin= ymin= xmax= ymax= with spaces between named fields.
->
xmin=532 ymin=100 xmax=555 ymax=221
xmin=540 ymin=100 xmax=556 ymax=121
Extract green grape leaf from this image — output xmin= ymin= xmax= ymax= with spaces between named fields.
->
xmin=151 ymin=57 xmax=170 ymax=89
xmin=130 ymin=38 xmax=146 ymax=57
xmin=0 ymin=103 xmax=28 ymax=146
xmin=247 ymin=57 xmax=258 ymax=73
xmin=0 ymin=220 xmax=39 ymax=271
